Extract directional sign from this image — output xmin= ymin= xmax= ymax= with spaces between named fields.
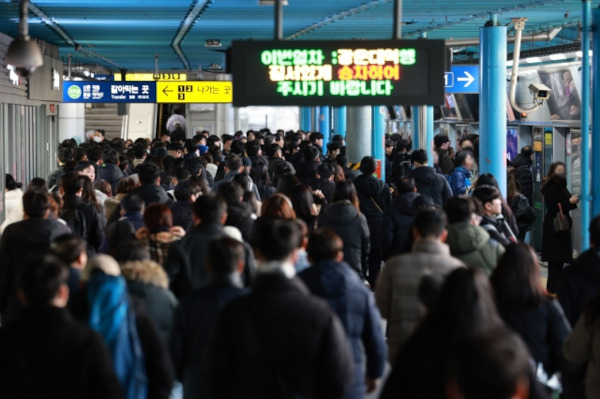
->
xmin=114 ymin=73 xmax=187 ymax=81
xmin=444 ymin=65 xmax=479 ymax=94
xmin=63 ymin=81 xmax=156 ymax=103
xmin=156 ymin=82 xmax=232 ymax=103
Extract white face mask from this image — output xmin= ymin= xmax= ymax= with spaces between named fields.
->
xmin=93 ymin=136 xmax=102 ymax=143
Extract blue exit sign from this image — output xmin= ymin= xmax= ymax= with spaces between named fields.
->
xmin=444 ymin=65 xmax=479 ymax=94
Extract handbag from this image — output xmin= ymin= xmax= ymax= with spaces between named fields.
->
xmin=553 ymin=202 xmax=570 ymax=235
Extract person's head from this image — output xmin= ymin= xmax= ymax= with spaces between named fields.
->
xmin=316 ymin=163 xmax=335 ymax=181
xmin=261 ymin=193 xmax=296 ymax=220
xmin=5 ymin=174 xmax=22 ymax=191
xmin=120 ymin=194 xmax=144 ymax=215
xmin=309 ymin=131 xmax=324 ymax=148
xmin=115 ymin=177 xmax=137 ymax=195
xmin=132 ymin=143 xmax=148 ymax=160
xmin=183 ymin=139 xmax=199 ymax=157
xmin=167 ymin=142 xmax=183 ymax=158
xmin=304 ymin=146 xmax=319 ymax=162
xmin=444 ymin=196 xmax=480 ymax=225
xmin=359 ymin=156 xmax=376 ymax=176
xmin=206 ymin=236 xmax=245 ymax=275
xmin=85 ymin=145 xmax=103 ymax=164
xmin=395 ymin=177 xmax=417 ymax=194
xmin=245 ymin=140 xmax=261 ymax=157
xmin=459 ymin=138 xmax=474 ymax=152
xmin=434 ymin=134 xmax=450 ymax=150
xmin=137 ymin=162 xmax=161 ymax=185
xmin=251 ymin=217 xmax=299 ymax=263
xmin=307 ymin=228 xmax=344 ymax=264
xmin=333 ymin=180 xmax=360 ymax=212
xmin=103 ymin=149 xmax=119 ymax=165
xmin=143 ymin=204 xmax=172 ymax=234
xmin=490 ymin=243 xmax=545 ymax=309
xmin=411 ymin=149 xmax=428 ymax=167
xmin=18 ymin=255 xmax=69 ymax=307
xmin=249 ymin=161 xmax=271 ymax=187
xmin=412 ymin=208 xmax=448 ymax=241
xmin=59 ymin=171 xmax=84 ymax=196
xmin=95 ymin=179 xmax=112 ymax=197
xmin=49 ymin=234 xmax=87 ymax=270
xmin=446 ymin=329 xmax=530 ymax=399
xmin=57 ymin=148 xmax=73 ymax=165
xmin=454 ymin=150 xmax=475 ymax=171
xmin=193 ymin=194 xmax=227 ymax=225
xmin=266 ymin=143 xmax=282 ymax=159
xmin=472 ymin=185 xmax=502 ymax=217
xmin=225 ymin=154 xmax=243 ymax=173
xmin=520 ymin=145 xmax=533 ymax=159
xmin=289 ymin=184 xmax=315 ymax=219
xmin=174 ymin=179 xmax=202 ymax=202
xmin=75 ymin=161 xmax=96 ymax=182
xmin=385 ymin=140 xmax=394 ymax=155
xmin=546 ymin=161 xmax=566 ymax=178
xmin=215 ymin=180 xmax=244 ymax=205
xmin=476 ymin=173 xmax=499 ymax=189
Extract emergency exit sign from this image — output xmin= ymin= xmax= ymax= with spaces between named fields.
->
xmin=156 ymin=82 xmax=232 ymax=103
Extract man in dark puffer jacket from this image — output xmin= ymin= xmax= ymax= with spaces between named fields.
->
xmin=510 ymin=146 xmax=534 ymax=206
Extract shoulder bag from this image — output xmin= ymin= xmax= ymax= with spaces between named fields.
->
xmin=553 ymin=202 xmax=570 ymax=235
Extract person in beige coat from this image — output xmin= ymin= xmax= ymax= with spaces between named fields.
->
xmin=375 ymin=207 xmax=464 ymax=363
xmin=564 ymin=294 xmax=600 ymax=399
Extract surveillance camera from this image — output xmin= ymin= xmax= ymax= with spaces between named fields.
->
xmin=528 ymin=83 xmax=553 ymax=101
xmin=5 ymin=36 xmax=44 ymax=78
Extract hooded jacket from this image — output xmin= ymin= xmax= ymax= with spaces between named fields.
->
xmin=354 ymin=174 xmax=391 ymax=249
xmin=449 ymin=166 xmax=472 ymax=196
xmin=511 ymin=154 xmax=534 ymax=205
xmin=317 ymin=201 xmax=370 ymax=279
xmin=410 ymin=166 xmax=453 ymax=207
xmin=379 ymin=191 xmax=420 ymax=261
xmin=445 ymin=222 xmax=505 ymax=275
xmin=98 ymin=163 xmax=125 ymax=195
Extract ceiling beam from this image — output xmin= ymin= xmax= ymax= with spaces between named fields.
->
xmin=171 ymin=0 xmax=213 ymax=70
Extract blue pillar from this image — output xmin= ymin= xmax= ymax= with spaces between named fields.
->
xmin=411 ymin=105 xmax=420 ymax=150
xmin=581 ymin=0 xmax=592 ymax=250
xmin=312 ymin=107 xmax=320 ymax=132
xmin=372 ymin=105 xmax=386 ymax=181
xmin=479 ymin=18 xmax=507 ymax=197
xmin=318 ymin=106 xmax=331 ymax=152
xmin=300 ymin=107 xmax=311 ymax=131
xmin=592 ymin=7 xmax=600 ymax=220
xmin=425 ymin=106 xmax=434 ymax=167
xmin=334 ymin=106 xmax=347 ymax=138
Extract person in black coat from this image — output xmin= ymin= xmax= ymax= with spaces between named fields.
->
xmin=409 ymin=149 xmax=453 ymax=207
xmin=0 ymin=256 xmax=124 ymax=399
xmin=541 ymin=162 xmax=579 ymax=294
xmin=170 ymin=236 xmax=249 ymax=399
xmin=296 ymin=146 xmax=322 ymax=188
xmin=317 ymin=181 xmax=371 ymax=281
xmin=299 ymin=229 xmax=387 ymax=399
xmin=163 ymin=195 xmax=255 ymax=299
xmin=379 ymin=178 xmax=422 ymax=261
xmin=205 ymin=218 xmax=354 ymax=399
xmin=215 ymin=180 xmax=255 ymax=243
xmin=0 ymin=189 xmax=71 ymax=323
xmin=353 ymin=157 xmax=391 ymax=286
xmin=169 ymin=180 xmax=201 ymax=232
xmin=130 ymin=162 xmax=172 ymax=206
xmin=510 ymin=146 xmax=534 ymax=206
xmin=560 ymin=215 xmax=600 ymax=325
xmin=97 ymin=149 xmax=125 ymax=195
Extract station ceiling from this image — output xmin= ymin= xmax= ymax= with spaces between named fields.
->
xmin=0 ymin=0 xmax=597 ymax=72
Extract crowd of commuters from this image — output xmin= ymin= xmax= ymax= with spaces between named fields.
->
xmin=0 ymin=125 xmax=597 ymax=399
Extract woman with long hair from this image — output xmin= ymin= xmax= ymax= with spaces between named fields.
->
xmin=135 ymin=204 xmax=185 ymax=265
xmin=541 ymin=161 xmax=579 ymax=294
xmin=317 ymin=180 xmax=370 ymax=281
xmin=249 ymin=162 xmax=276 ymax=201
xmin=491 ymin=243 xmax=570 ymax=378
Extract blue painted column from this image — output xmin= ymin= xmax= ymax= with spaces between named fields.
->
xmin=411 ymin=106 xmax=420 ymax=150
xmin=318 ymin=106 xmax=331 ymax=151
xmin=479 ymin=18 xmax=507 ymax=197
xmin=372 ymin=105 xmax=386 ymax=181
xmin=334 ymin=106 xmax=347 ymax=137
xmin=581 ymin=0 xmax=592 ymax=250
xmin=425 ymin=106 xmax=434 ymax=167
xmin=592 ymin=7 xmax=600 ymax=220
xmin=300 ymin=107 xmax=312 ymax=131
xmin=312 ymin=107 xmax=320 ymax=133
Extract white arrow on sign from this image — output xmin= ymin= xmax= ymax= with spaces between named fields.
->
xmin=456 ymin=71 xmax=475 ymax=88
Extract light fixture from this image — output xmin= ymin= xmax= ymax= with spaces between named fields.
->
xmin=204 ymin=39 xmax=222 ymax=48
xmin=548 ymin=54 xmax=566 ymax=61
xmin=506 ymin=60 xmax=514 ymax=66
xmin=258 ymin=0 xmax=289 ymax=5
xmin=524 ymin=57 xmax=541 ymax=64
xmin=5 ymin=0 xmax=44 ymax=77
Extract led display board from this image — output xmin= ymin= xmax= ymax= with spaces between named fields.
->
xmin=231 ymin=39 xmax=446 ymax=106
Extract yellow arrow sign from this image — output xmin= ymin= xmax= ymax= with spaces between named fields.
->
xmin=156 ymin=82 xmax=232 ymax=103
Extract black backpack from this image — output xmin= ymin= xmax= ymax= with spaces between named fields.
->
xmin=60 ymin=205 xmax=88 ymax=241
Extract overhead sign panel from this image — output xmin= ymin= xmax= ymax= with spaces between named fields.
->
xmin=444 ymin=65 xmax=479 ymax=94
xmin=156 ymin=82 xmax=232 ymax=103
xmin=114 ymin=73 xmax=187 ymax=81
xmin=231 ymin=39 xmax=446 ymax=106
xmin=63 ymin=81 xmax=156 ymax=103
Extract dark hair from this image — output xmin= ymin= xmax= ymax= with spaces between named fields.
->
xmin=103 ymin=149 xmax=119 ymax=165
xmin=333 ymin=180 xmax=360 ymax=213
xmin=545 ymin=162 xmax=566 ymax=180
xmin=132 ymin=144 xmax=147 ymax=159
xmin=309 ymin=132 xmax=324 ymax=143
xmin=289 ymin=184 xmax=314 ymax=220
xmin=184 ymin=139 xmax=198 ymax=155
xmin=413 ymin=208 xmax=447 ymax=239
xmin=18 ymin=255 xmax=69 ymax=306
xmin=225 ymin=154 xmax=243 ymax=171
xmin=230 ymin=140 xmax=245 ymax=155
xmin=454 ymin=150 xmax=474 ymax=168
xmin=520 ymin=146 xmax=533 ymax=157
xmin=307 ymin=228 xmax=344 ymax=263
xmin=395 ymin=177 xmax=416 ymax=194
xmin=434 ymin=134 xmax=450 ymax=148
xmin=60 ymin=171 xmax=83 ymax=195
xmin=50 ymin=234 xmax=86 ymax=264
xmin=57 ymin=148 xmax=73 ymax=164
xmin=249 ymin=161 xmax=271 ymax=187
xmin=411 ymin=149 xmax=428 ymax=165
xmin=476 ymin=173 xmax=499 ymax=189
xmin=317 ymin=163 xmax=335 ymax=180
xmin=251 ymin=217 xmax=299 ymax=261
xmin=360 ymin=156 xmax=376 ymax=175
xmin=174 ymin=179 xmax=201 ymax=201
xmin=261 ymin=193 xmax=297 ymax=220
xmin=303 ymin=146 xmax=319 ymax=162
xmin=216 ymin=180 xmax=244 ymax=204
xmin=471 ymin=185 xmax=501 ymax=207
xmin=490 ymin=243 xmax=546 ymax=309
xmin=245 ymin=141 xmax=261 ymax=157
xmin=120 ymin=194 xmax=144 ymax=214
xmin=207 ymin=236 xmax=245 ymax=274
xmin=85 ymin=145 xmax=103 ymax=163
xmin=137 ymin=162 xmax=161 ymax=185
xmin=5 ymin=174 xmax=22 ymax=191
xmin=444 ymin=196 xmax=477 ymax=224
xmin=266 ymin=143 xmax=282 ymax=158
xmin=143 ymin=204 xmax=173 ymax=233
xmin=590 ymin=214 xmax=600 ymax=247
xmin=116 ymin=177 xmax=137 ymax=195
xmin=193 ymin=194 xmax=227 ymax=224
xmin=449 ymin=329 xmax=530 ymax=399
xmin=22 ymin=189 xmax=50 ymax=218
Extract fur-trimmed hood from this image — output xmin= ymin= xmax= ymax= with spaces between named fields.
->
xmin=121 ymin=260 xmax=169 ymax=289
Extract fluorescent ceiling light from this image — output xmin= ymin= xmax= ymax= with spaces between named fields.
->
xmin=548 ymin=54 xmax=566 ymax=61
xmin=506 ymin=60 xmax=514 ymax=66
xmin=524 ymin=57 xmax=541 ymax=63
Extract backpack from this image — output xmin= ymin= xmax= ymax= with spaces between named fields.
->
xmin=60 ymin=205 xmax=88 ymax=240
